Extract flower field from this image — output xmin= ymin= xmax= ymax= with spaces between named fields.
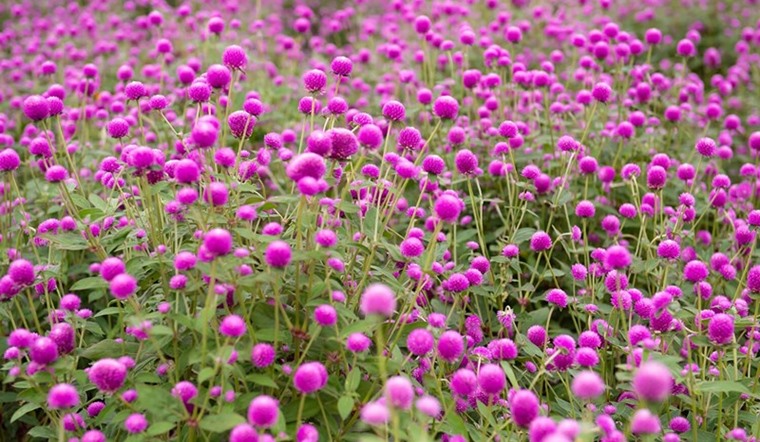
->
xmin=1 ymin=0 xmax=760 ymax=441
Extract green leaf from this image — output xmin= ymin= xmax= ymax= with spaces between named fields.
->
xmin=146 ymin=421 xmax=176 ymax=436
xmin=11 ymin=402 xmax=39 ymax=423
xmin=512 ymin=227 xmax=536 ymax=244
xmin=89 ymin=194 xmax=108 ymax=211
xmin=345 ymin=369 xmax=361 ymax=392
xmin=94 ymin=306 xmax=122 ymax=317
xmin=199 ymin=413 xmax=246 ymax=433
xmin=198 ymin=367 xmax=216 ymax=384
xmin=337 ymin=396 xmax=353 ymax=420
xmin=697 ymin=380 xmax=752 ymax=395
xmin=70 ymin=277 xmax=108 ymax=291
xmin=248 ymin=373 xmax=277 ymax=388
xmin=79 ymin=340 xmax=139 ymax=360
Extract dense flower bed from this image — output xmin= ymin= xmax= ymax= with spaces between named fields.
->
xmin=1 ymin=0 xmax=760 ymax=441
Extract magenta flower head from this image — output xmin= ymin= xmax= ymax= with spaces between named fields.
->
xmin=360 ymin=283 xmax=396 ymax=317
xmin=545 ymin=289 xmax=568 ymax=308
xmin=228 ymin=111 xmax=255 ymax=138
xmin=604 ymin=245 xmax=631 ymax=269
xmin=361 ymin=401 xmax=390 ymax=426
xmin=264 ymin=240 xmax=292 ymax=268
xmin=223 ymin=45 xmax=248 ymax=70
xmin=48 ymin=383 xmax=79 ymax=409
xmin=8 ymin=259 xmax=35 ymax=285
xmin=571 ymin=370 xmax=605 ymax=400
xmin=191 ymin=120 xmax=218 ymax=148
xmin=0 ymin=148 xmax=21 ymax=171
xmin=676 ymin=39 xmax=696 ymax=57
xmin=382 ymin=100 xmax=406 ymax=121
xmin=45 ymin=165 xmax=69 ymax=183
xmin=331 ymin=56 xmax=353 ymax=77
xmin=683 ymin=260 xmax=709 ymax=283
xmin=107 ymin=118 xmax=130 ymax=139
xmin=314 ymin=304 xmax=337 ymax=327
xmin=109 ymin=273 xmax=137 ymax=299
xmin=437 ymin=330 xmax=464 ymax=362
xmin=747 ymin=265 xmax=760 ymax=293
xmin=247 ymin=395 xmax=279 ymax=428
xmin=219 ymin=314 xmax=246 ymax=337
xmin=646 ymin=165 xmax=667 ymax=189
xmin=434 ymin=193 xmax=463 ymax=223
xmin=303 ymin=69 xmax=327 ymax=93
xmin=23 ymin=95 xmax=50 ymax=121
xmin=327 ymin=128 xmax=358 ymax=160
xmin=433 ymin=96 xmax=459 ymax=120
xmin=707 ymin=313 xmax=734 ymax=345
xmin=455 ymin=149 xmax=478 ymax=174
xmin=172 ymin=381 xmax=198 ymax=404
xmin=631 ymin=409 xmax=661 ymax=435
xmin=124 ymin=413 xmax=148 ymax=434
xmin=251 ymin=343 xmax=276 ymax=368
xmin=406 ymin=328 xmax=434 ymax=356
xmin=124 ymin=81 xmax=146 ymax=101
xmin=207 ymin=64 xmax=231 ymax=89
xmin=230 ymin=424 xmax=257 ymax=442
xmin=695 ymin=137 xmax=716 ymax=158
xmin=591 ymin=82 xmax=612 ymax=104
xmin=346 ymin=333 xmax=372 ymax=353
xmin=530 ymin=231 xmax=552 ymax=252
xmin=657 ymin=240 xmax=680 ymax=260
xmin=385 ymin=376 xmax=414 ymax=409
xmin=633 ymin=361 xmax=672 ymax=402
xmin=30 ymin=337 xmax=58 ymax=364
xmin=88 ymin=358 xmax=128 ymax=392
xmin=575 ymin=200 xmax=595 ymax=218
xmin=203 ymin=228 xmax=233 ymax=256
xmin=510 ymin=390 xmax=540 ymax=427
xmin=286 ymin=153 xmax=326 ymax=182
xmin=478 ymin=363 xmax=506 ymax=394
xmin=293 ymin=361 xmax=328 ymax=394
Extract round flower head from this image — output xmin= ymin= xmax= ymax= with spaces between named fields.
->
xmin=124 ymin=413 xmax=148 ymax=434
xmin=247 ymin=395 xmax=279 ymax=428
xmin=107 ymin=118 xmax=130 ymax=139
xmin=437 ymin=330 xmax=464 ymax=362
xmin=223 ymin=45 xmax=248 ymax=69
xmin=172 ymin=381 xmax=198 ymax=404
xmin=203 ymin=228 xmax=233 ymax=256
xmin=605 ymin=245 xmax=631 ymax=269
xmin=545 ymin=289 xmax=568 ymax=308
xmin=206 ymin=64 xmax=231 ymax=89
xmin=8 ymin=259 xmax=35 ymax=285
xmin=683 ymin=260 xmax=709 ymax=283
xmin=264 ymin=241 xmax=292 ymax=268
xmin=346 ymin=333 xmax=372 ymax=353
xmin=657 ymin=240 xmax=680 ymax=260
xmin=174 ymin=159 xmax=201 ymax=183
xmin=30 ymin=337 xmax=59 ymax=364
xmin=228 ymin=111 xmax=255 ymax=138
xmin=331 ymin=56 xmax=353 ymax=76
xmin=293 ymin=362 xmax=328 ymax=394
xmin=314 ymin=304 xmax=337 ymax=327
xmin=385 ymin=376 xmax=414 ymax=409
xmin=633 ymin=361 xmax=672 ymax=402
xmin=297 ymin=423 xmax=319 ymax=442
xmin=407 ymin=328 xmax=434 ymax=355
xmin=646 ymin=165 xmax=667 ymax=189
xmin=676 ymin=39 xmax=695 ymax=57
xmin=188 ymin=82 xmax=212 ymax=103
xmin=81 ymin=430 xmax=106 ymax=442
xmin=219 ymin=314 xmax=246 ymax=337
xmin=125 ymin=82 xmax=146 ymax=101
xmin=695 ymin=137 xmax=716 ymax=157
xmin=707 ymin=313 xmax=734 ymax=345
xmin=303 ymin=69 xmax=327 ymax=93
xmin=510 ymin=390 xmax=540 ymax=427
xmin=571 ymin=371 xmax=605 ymax=400
xmin=530 ymin=231 xmax=552 ymax=252
xmin=400 ymin=238 xmax=424 ymax=258
xmin=575 ymin=200 xmax=595 ymax=218
xmin=591 ymin=82 xmax=613 ymax=103
xmin=48 ymin=383 xmax=79 ymax=409
xmin=287 ymin=153 xmax=326 ymax=182
xmin=88 ymin=358 xmax=128 ymax=392
xmin=382 ymin=100 xmax=406 ymax=121
xmin=669 ymin=417 xmax=690 ymax=433
xmin=361 ymin=401 xmax=390 ymax=426
xmin=746 ymin=265 xmax=760 ymax=292
xmin=23 ymin=95 xmax=50 ymax=121
xmin=230 ymin=424 xmax=257 ymax=442
xmin=251 ymin=343 xmax=276 ymax=368
xmin=0 ymin=149 xmax=21 ymax=171
xmin=433 ymin=96 xmax=459 ymax=119
xmin=45 ymin=165 xmax=69 ymax=183
xmin=434 ymin=194 xmax=463 ymax=223
xmin=327 ymin=128 xmax=358 ymax=160
xmin=109 ymin=273 xmax=137 ymax=299
xmin=631 ymin=409 xmax=661 ymax=435
xmin=455 ymin=149 xmax=478 ymax=174
xmin=360 ymin=283 xmax=396 ymax=317
xmin=357 ymin=124 xmax=383 ymax=149
xmin=478 ymin=364 xmax=506 ymax=394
